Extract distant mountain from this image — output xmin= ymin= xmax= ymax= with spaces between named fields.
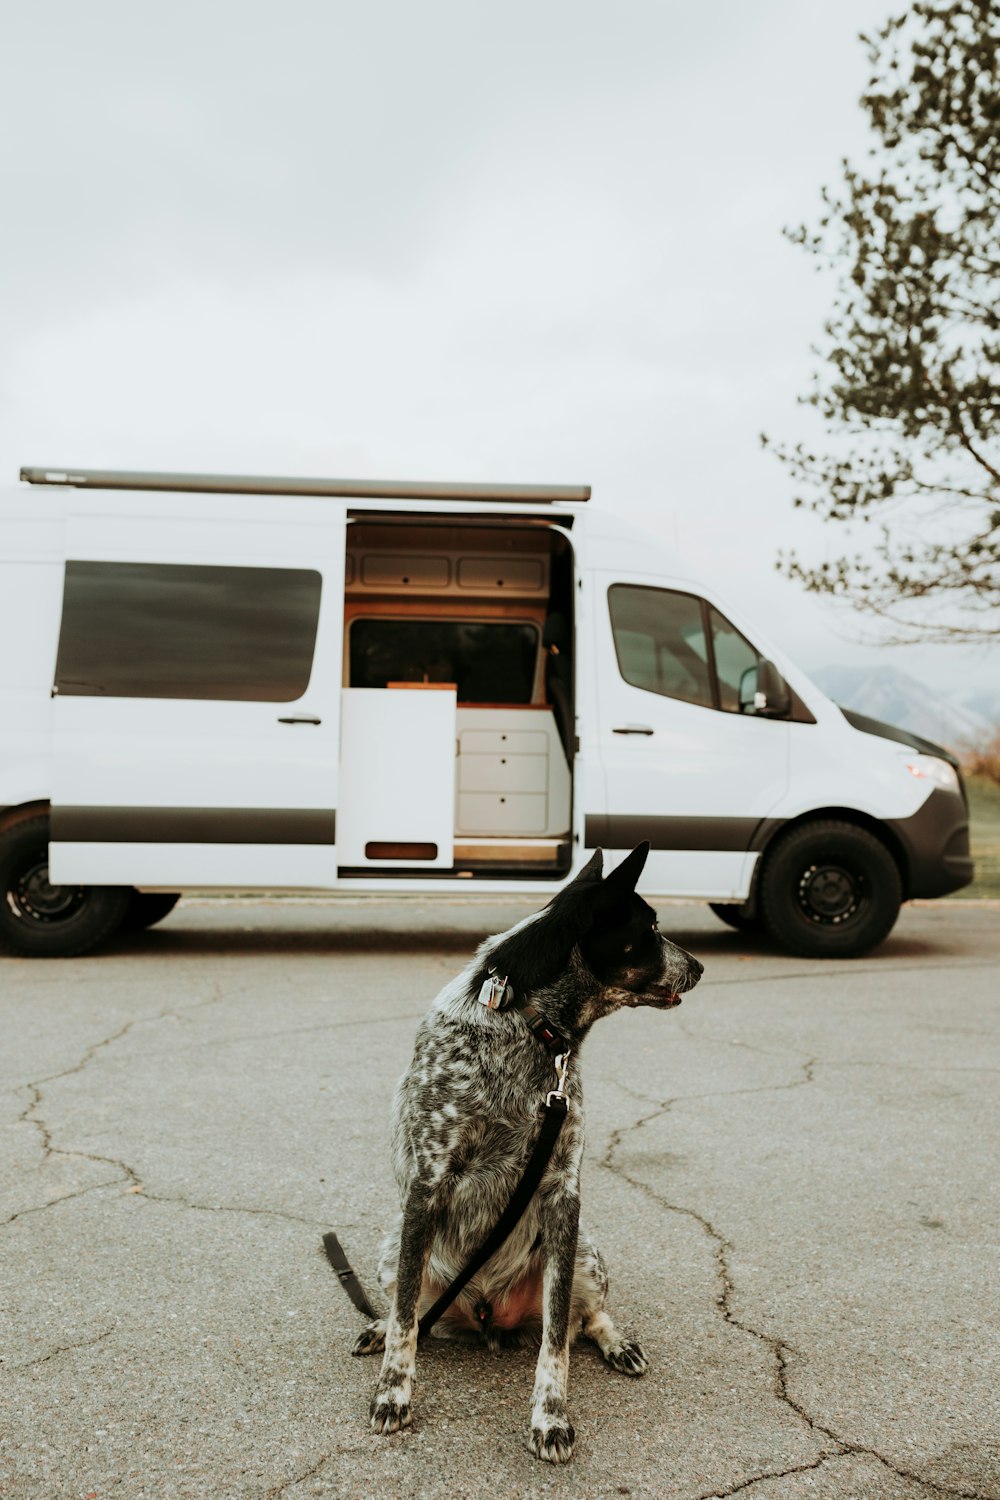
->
xmin=807 ymin=664 xmax=994 ymax=751
xmin=960 ymin=684 xmax=1000 ymax=727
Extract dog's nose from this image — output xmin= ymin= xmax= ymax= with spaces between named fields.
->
xmin=686 ymin=957 xmax=704 ymax=984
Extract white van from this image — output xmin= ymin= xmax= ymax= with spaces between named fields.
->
xmin=0 ymin=468 xmax=972 ymax=959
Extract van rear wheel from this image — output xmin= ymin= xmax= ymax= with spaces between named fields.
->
xmin=122 ymin=891 xmax=181 ymax=932
xmin=760 ymin=819 xmax=902 ymax=959
xmin=0 ymin=814 xmax=130 ymax=958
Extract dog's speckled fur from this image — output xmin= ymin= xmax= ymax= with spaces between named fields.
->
xmin=356 ymin=842 xmax=703 ymax=1462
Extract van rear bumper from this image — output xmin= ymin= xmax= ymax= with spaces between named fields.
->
xmin=887 ymin=787 xmax=974 ymax=898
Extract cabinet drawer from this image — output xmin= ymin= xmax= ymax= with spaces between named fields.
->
xmin=458 ymin=753 xmax=548 ymax=793
xmin=460 ymin=729 xmax=549 ymax=755
xmin=457 ymin=793 xmax=548 ymax=835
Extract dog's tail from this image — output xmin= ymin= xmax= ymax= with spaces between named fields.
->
xmin=321 ymin=1232 xmax=383 ymax=1321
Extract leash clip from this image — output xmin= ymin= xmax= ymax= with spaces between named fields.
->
xmin=546 ymin=1050 xmax=571 ymax=1109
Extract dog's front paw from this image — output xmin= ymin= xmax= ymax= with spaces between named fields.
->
xmin=605 ymin=1338 xmax=648 ymax=1377
xmin=528 ymin=1413 xmax=575 ymax=1464
xmin=352 ymin=1319 xmax=386 ymax=1357
xmin=370 ymin=1382 xmax=412 ymax=1435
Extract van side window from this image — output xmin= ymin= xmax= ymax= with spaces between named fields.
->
xmin=607 ymin=586 xmax=713 ymax=709
xmin=709 ymin=606 xmax=760 ymax=713
xmin=55 ymin=561 xmax=322 ymax=701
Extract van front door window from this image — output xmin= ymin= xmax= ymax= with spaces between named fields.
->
xmin=709 ymin=607 xmax=760 ymax=714
xmin=608 ymin=586 xmax=762 ymax=716
xmin=607 ymin=586 xmax=713 ymax=708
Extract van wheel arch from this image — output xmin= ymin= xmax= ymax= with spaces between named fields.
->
xmin=0 ymin=799 xmax=52 ymax=836
xmin=753 ymin=808 xmax=909 ymax=899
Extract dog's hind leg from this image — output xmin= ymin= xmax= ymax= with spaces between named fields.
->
xmin=370 ymin=1183 xmax=433 ymax=1435
xmin=351 ymin=1214 xmax=400 ymax=1356
xmin=573 ymin=1229 xmax=648 ymax=1377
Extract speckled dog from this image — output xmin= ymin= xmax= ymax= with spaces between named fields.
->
xmin=354 ymin=841 xmax=703 ymax=1463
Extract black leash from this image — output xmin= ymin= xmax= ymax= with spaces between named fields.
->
xmin=322 ymin=1230 xmax=382 ymax=1322
xmin=418 ymin=1089 xmax=567 ymax=1337
xmin=322 ymin=983 xmax=572 ymax=1336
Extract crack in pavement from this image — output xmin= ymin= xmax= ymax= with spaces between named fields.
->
xmin=14 ymin=978 xmax=229 ymax=1156
xmin=4 ymin=984 xmax=342 ymax=1235
xmin=2 ymin=1175 xmax=129 ymax=1228
xmin=607 ymin=1060 xmax=818 ymax=1122
xmin=160 ymin=1005 xmax=428 ymax=1056
xmin=674 ymin=1021 xmax=999 ymax=1078
xmin=694 ymin=1449 xmax=844 ymax=1499
xmin=8 ymin=1324 xmax=116 ymax=1372
xmin=265 ymin=1452 xmax=331 ymax=1498
xmin=3 ymin=1139 xmax=347 ymax=1233
xmin=599 ymin=1069 xmax=993 ymax=1500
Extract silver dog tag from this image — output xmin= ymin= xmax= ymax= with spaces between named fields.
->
xmin=477 ymin=972 xmax=509 ymax=1009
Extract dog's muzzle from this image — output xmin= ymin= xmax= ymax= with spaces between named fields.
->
xmin=651 ymin=952 xmax=704 ymax=1007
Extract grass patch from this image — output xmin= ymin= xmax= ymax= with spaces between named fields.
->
xmin=948 ymin=772 xmax=1000 ymax=900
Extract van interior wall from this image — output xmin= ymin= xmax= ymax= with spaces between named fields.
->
xmin=343 ymin=520 xmax=573 ymax=874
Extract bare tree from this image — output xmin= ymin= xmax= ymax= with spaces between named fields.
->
xmin=767 ymin=0 xmax=999 ymax=643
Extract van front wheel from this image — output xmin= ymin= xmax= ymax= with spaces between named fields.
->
xmin=760 ymin=819 xmax=902 ymax=959
xmin=0 ymin=814 xmax=130 ymax=958
xmin=708 ymin=902 xmax=761 ymax=934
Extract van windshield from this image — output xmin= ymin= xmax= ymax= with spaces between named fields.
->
xmin=349 ymin=619 xmax=539 ymax=704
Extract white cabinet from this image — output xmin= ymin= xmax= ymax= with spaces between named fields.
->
xmin=454 ymin=709 xmax=570 ymax=838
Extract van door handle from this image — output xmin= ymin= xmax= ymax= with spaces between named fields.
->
xmin=612 ymin=724 xmax=654 ymax=735
xmin=278 ymin=715 xmax=322 ymax=725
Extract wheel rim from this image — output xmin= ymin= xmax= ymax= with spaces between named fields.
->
xmin=7 ymin=857 xmax=87 ymax=924
xmin=796 ymin=861 xmax=866 ymax=926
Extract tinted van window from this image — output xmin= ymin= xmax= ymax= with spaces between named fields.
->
xmin=710 ymin=606 xmax=760 ymax=713
xmin=350 ymin=619 xmax=538 ymax=703
xmin=55 ymin=561 xmax=322 ymax=701
xmin=607 ymin=586 xmax=713 ymax=709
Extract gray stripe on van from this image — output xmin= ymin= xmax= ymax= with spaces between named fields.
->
xmin=51 ymin=807 xmax=336 ymax=845
xmin=585 ymin=814 xmax=765 ymax=853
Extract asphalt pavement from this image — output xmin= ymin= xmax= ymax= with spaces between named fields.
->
xmin=2 ymin=897 xmax=998 ymax=1500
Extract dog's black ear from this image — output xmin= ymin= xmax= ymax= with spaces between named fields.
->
xmin=570 ymin=848 xmax=604 ymax=885
xmin=477 ymin=854 xmax=606 ymax=1002
xmin=604 ymin=841 xmax=649 ymax=892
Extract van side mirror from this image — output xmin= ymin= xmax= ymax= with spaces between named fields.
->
xmin=739 ymin=659 xmax=791 ymax=718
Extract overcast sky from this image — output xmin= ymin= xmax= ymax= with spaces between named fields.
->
xmin=1 ymin=0 xmax=994 ymax=702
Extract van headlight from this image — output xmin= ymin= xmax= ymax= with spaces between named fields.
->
xmin=904 ymin=754 xmax=960 ymax=793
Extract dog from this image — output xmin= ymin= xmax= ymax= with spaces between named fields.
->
xmin=353 ymin=841 xmax=703 ymax=1463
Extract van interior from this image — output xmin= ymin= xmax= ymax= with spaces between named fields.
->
xmin=340 ymin=517 xmax=574 ymax=878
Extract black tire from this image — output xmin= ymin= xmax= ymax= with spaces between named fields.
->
xmin=0 ymin=813 xmax=130 ymax=958
xmin=760 ymin=819 xmax=902 ymax=959
xmin=709 ymin=902 xmax=762 ymax=934
xmin=121 ymin=890 xmax=181 ymax=932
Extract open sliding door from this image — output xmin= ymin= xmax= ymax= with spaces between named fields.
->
xmin=49 ymin=498 xmax=346 ymax=888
